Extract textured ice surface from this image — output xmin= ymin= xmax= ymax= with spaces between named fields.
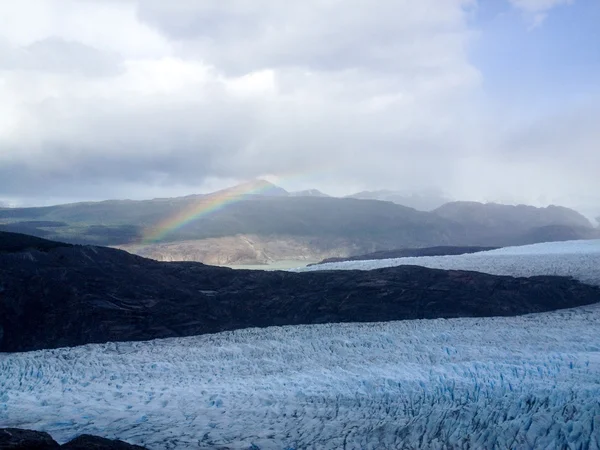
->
xmin=2 ymin=304 xmax=600 ymax=449
xmin=2 ymin=239 xmax=600 ymax=449
xmin=294 ymin=239 xmax=600 ymax=287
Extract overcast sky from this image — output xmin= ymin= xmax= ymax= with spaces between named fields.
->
xmin=0 ymin=0 xmax=598 ymax=218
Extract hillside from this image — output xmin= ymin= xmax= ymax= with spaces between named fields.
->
xmin=434 ymin=201 xmax=593 ymax=230
xmin=348 ymin=189 xmax=450 ymax=211
xmin=1 ymin=231 xmax=599 ymax=352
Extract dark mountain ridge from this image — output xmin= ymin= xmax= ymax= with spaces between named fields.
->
xmin=1 ymin=231 xmax=599 ymax=353
xmin=311 ymin=245 xmax=498 ymax=265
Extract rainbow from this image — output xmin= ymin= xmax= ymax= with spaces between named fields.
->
xmin=141 ymin=180 xmax=279 ymax=244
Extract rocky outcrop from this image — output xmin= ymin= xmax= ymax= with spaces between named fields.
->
xmin=1 ymin=232 xmax=599 ymax=353
xmin=0 ymin=429 xmax=146 ymax=449
xmin=0 ymin=230 xmax=72 ymax=253
xmin=0 ymin=428 xmax=60 ymax=449
xmin=311 ymin=245 xmax=498 ymax=265
xmin=61 ymin=435 xmax=147 ymax=450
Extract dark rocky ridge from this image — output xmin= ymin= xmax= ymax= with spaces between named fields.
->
xmin=0 ymin=230 xmax=72 ymax=253
xmin=1 ymin=232 xmax=599 ymax=353
xmin=310 ymin=245 xmax=498 ymax=265
xmin=0 ymin=428 xmax=146 ymax=449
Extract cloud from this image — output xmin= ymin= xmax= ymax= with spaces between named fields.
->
xmin=136 ymin=0 xmax=476 ymax=74
xmin=0 ymin=0 xmax=483 ymax=199
xmin=0 ymin=37 xmax=122 ymax=76
xmin=0 ymin=0 xmax=597 ymax=218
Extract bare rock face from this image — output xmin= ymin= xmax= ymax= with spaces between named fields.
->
xmin=117 ymin=234 xmax=346 ymax=265
xmin=1 ymin=232 xmax=599 ymax=353
xmin=0 ymin=428 xmax=60 ymax=450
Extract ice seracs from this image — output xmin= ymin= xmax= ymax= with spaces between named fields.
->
xmin=1 ymin=303 xmax=600 ymax=449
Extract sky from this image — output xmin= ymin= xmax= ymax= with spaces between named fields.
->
xmin=0 ymin=0 xmax=598 ymax=219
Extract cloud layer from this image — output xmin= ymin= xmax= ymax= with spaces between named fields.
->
xmin=0 ymin=0 xmax=598 ymax=217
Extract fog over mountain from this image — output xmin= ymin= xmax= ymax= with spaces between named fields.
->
xmin=0 ymin=0 xmax=599 ymax=219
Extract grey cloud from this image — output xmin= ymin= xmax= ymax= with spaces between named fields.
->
xmin=0 ymin=63 xmax=468 ymax=199
xmin=500 ymin=103 xmax=600 ymax=176
xmin=0 ymin=37 xmax=123 ymax=76
xmin=136 ymin=0 xmax=475 ymax=74
xmin=0 ymin=97 xmax=261 ymax=195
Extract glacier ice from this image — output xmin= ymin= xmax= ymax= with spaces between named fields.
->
xmin=294 ymin=239 xmax=600 ymax=287
xmin=1 ymin=304 xmax=600 ymax=449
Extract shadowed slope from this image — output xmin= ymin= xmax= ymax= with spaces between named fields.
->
xmin=1 ymin=232 xmax=599 ymax=352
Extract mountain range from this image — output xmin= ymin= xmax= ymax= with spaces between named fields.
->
xmin=0 ymin=180 xmax=597 ymax=265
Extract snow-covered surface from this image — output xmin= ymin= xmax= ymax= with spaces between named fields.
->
xmin=294 ymin=239 xmax=600 ymax=287
xmin=2 ymin=239 xmax=600 ymax=449
xmin=2 ymin=304 xmax=600 ymax=449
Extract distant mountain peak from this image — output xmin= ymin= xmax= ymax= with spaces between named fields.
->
xmin=289 ymin=189 xmax=329 ymax=197
xmin=215 ymin=179 xmax=289 ymax=197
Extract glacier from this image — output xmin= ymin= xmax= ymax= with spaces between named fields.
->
xmin=1 ymin=304 xmax=600 ymax=449
xmin=1 ymin=239 xmax=600 ymax=449
xmin=294 ymin=239 xmax=600 ymax=287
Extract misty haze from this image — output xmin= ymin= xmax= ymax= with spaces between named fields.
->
xmin=1 ymin=1 xmax=600 ymax=449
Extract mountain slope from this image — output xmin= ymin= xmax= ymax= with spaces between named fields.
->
xmin=348 ymin=189 xmax=450 ymax=211
xmin=1 ymin=232 xmax=599 ymax=352
xmin=434 ymin=201 xmax=593 ymax=229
